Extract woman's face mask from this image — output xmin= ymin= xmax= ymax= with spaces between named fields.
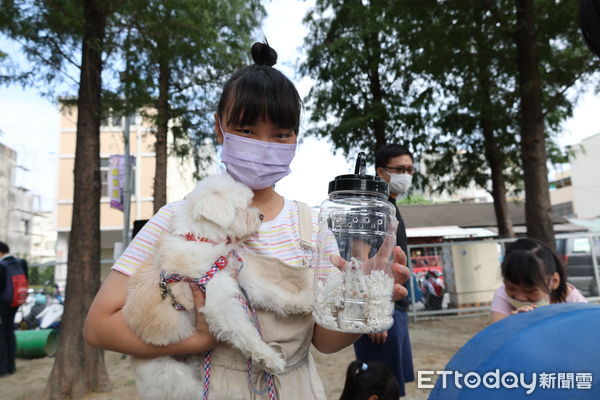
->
xmin=219 ymin=122 xmax=297 ymax=190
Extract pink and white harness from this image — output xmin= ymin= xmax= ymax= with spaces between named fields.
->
xmin=159 ymin=250 xmax=278 ymax=400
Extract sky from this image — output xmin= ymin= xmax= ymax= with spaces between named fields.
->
xmin=0 ymin=0 xmax=599 ymax=211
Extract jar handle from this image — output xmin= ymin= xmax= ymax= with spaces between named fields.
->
xmin=354 ymin=152 xmax=366 ymax=176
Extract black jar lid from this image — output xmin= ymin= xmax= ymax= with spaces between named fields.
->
xmin=328 ymin=152 xmax=389 ymax=195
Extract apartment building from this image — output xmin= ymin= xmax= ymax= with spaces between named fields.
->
xmin=0 ymin=142 xmax=37 ymax=256
xmin=550 ymin=133 xmax=600 ymax=219
xmin=55 ymin=104 xmax=208 ymax=283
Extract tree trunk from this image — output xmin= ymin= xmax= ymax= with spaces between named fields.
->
xmin=153 ymin=60 xmax=170 ymax=213
xmin=475 ymin=5 xmax=515 ymax=239
xmin=365 ymin=30 xmax=387 ymax=153
xmin=482 ymin=119 xmax=515 ymax=237
xmin=514 ymin=0 xmax=555 ymax=248
xmin=45 ymin=1 xmax=111 ymax=398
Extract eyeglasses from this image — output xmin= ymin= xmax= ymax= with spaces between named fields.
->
xmin=384 ymin=166 xmax=415 ymax=175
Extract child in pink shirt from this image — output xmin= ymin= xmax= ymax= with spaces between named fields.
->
xmin=490 ymin=238 xmax=587 ymax=323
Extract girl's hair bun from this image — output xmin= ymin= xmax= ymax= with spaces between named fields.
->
xmin=251 ymin=41 xmax=277 ymax=67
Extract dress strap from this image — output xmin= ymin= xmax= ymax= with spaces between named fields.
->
xmin=294 ymin=200 xmax=315 ymax=252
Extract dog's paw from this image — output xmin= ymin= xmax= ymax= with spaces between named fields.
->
xmin=284 ymin=297 xmax=314 ymax=315
xmin=250 ymin=343 xmax=286 ymax=374
xmin=258 ymin=352 xmax=286 ymax=375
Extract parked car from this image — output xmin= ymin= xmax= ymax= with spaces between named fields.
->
xmin=556 ymin=236 xmax=600 ymax=297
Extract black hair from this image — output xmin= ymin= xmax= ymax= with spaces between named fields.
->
xmin=501 ymin=238 xmax=568 ymax=303
xmin=217 ymin=41 xmax=302 ymax=134
xmin=375 ymin=144 xmax=413 ymax=170
xmin=580 ymin=0 xmax=600 ymax=59
xmin=339 ymin=360 xmax=400 ymax=400
xmin=0 ymin=241 xmax=9 ymax=254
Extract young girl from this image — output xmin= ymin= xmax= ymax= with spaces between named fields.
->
xmin=84 ymin=41 xmax=409 ymax=399
xmin=490 ymin=238 xmax=587 ymax=323
xmin=339 ymin=360 xmax=400 ymax=400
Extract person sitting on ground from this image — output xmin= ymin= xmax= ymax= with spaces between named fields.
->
xmin=490 ymin=238 xmax=587 ymax=323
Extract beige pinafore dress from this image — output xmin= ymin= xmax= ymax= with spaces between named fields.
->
xmin=201 ymin=201 xmax=327 ymax=400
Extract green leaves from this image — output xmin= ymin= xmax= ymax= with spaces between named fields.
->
xmin=302 ymin=0 xmax=597 ymax=198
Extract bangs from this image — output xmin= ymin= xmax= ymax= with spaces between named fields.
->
xmin=502 ymin=249 xmax=548 ymax=288
xmin=219 ymin=66 xmax=301 ymax=133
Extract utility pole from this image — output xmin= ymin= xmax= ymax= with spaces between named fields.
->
xmin=121 ymin=27 xmax=133 ymax=253
xmin=121 ymin=115 xmax=132 ymax=252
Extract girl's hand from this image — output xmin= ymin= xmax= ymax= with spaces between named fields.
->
xmin=189 ymin=283 xmax=217 ymax=347
xmin=391 ymin=246 xmax=409 ymax=301
xmin=330 ymin=246 xmax=410 ymax=302
xmin=511 ymin=305 xmax=537 ymax=314
xmin=368 ymin=331 xmax=388 ymax=344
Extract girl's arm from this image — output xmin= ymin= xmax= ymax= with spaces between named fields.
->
xmin=490 ymin=311 xmax=508 ymax=323
xmin=312 ymin=325 xmax=360 ymax=353
xmin=84 ymin=270 xmax=216 ymax=357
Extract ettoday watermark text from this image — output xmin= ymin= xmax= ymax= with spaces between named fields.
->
xmin=418 ymin=370 xmax=593 ymax=395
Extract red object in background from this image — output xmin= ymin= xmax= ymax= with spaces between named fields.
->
xmin=410 ymin=255 xmax=445 ymax=283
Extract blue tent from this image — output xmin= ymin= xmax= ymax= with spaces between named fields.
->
xmin=429 ymin=303 xmax=600 ymax=399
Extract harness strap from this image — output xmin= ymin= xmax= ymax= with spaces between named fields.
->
xmin=159 ymin=251 xmax=242 ymax=311
xmin=159 ymin=250 xmax=276 ymax=399
xmin=295 ymin=201 xmax=315 ymax=266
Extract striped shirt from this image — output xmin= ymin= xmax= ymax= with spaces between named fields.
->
xmin=112 ymin=198 xmax=336 ymax=275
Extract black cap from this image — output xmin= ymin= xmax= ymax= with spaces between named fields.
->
xmin=328 ymin=152 xmax=389 ymax=195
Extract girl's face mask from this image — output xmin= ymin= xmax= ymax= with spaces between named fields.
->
xmin=507 ymin=296 xmax=550 ymax=309
xmin=505 ymin=279 xmax=553 ymax=309
xmin=219 ymin=123 xmax=297 ymax=190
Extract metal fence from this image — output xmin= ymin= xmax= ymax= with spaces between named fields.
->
xmin=406 ymin=232 xmax=600 ymax=321
xmin=25 ymin=234 xmax=600 ymax=322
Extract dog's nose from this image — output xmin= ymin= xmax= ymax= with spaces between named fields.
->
xmin=259 ymin=214 xmax=264 ymax=221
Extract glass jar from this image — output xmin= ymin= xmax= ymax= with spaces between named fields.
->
xmin=313 ymin=152 xmax=398 ymax=333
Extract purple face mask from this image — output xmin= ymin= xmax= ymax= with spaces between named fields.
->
xmin=220 ymin=128 xmax=297 ymax=190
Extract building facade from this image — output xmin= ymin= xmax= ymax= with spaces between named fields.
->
xmin=0 ymin=142 xmax=37 ymax=257
xmin=550 ymin=133 xmax=600 ymax=219
xmin=55 ymin=104 xmax=208 ymax=283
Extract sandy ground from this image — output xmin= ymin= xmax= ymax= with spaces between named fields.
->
xmin=0 ymin=314 xmax=488 ymax=400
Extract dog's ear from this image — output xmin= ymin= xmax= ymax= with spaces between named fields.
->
xmin=193 ymin=193 xmax=236 ymax=228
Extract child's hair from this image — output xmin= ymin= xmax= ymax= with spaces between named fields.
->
xmin=339 ymin=360 xmax=399 ymax=400
xmin=580 ymin=0 xmax=600 ymax=59
xmin=501 ymin=238 xmax=567 ymax=303
xmin=217 ymin=40 xmax=302 ymax=134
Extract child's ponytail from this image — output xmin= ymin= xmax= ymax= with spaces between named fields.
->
xmin=547 ymin=246 xmax=568 ymax=303
xmin=251 ymin=41 xmax=277 ymax=67
xmin=339 ymin=360 xmax=399 ymax=400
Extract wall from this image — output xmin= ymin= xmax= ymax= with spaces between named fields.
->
xmin=571 ymin=133 xmax=600 ymax=219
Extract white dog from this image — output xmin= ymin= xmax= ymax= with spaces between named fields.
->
xmin=122 ymin=173 xmax=305 ymax=400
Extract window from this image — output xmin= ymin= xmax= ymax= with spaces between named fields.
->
xmin=551 ymin=201 xmax=574 ymax=217
xmin=112 ymin=115 xmax=122 ymax=128
xmin=100 ymin=111 xmax=129 ymax=128
xmin=549 ymin=177 xmax=572 ymax=190
xmin=572 ymin=238 xmax=591 ymax=253
xmin=21 ymin=219 xmax=30 ymax=235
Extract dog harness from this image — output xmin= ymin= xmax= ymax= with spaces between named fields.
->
xmin=158 ymin=253 xmax=232 ymax=311
xmin=158 ymin=250 xmax=278 ymax=400
xmin=177 ymin=232 xmax=232 ymax=245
